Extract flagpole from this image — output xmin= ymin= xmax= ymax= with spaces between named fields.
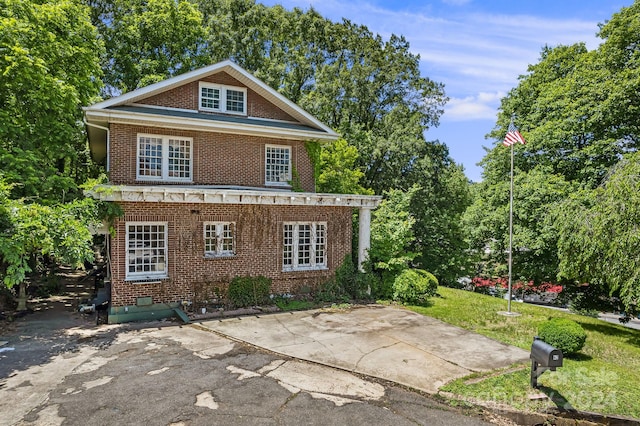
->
xmin=507 ymin=140 xmax=514 ymax=313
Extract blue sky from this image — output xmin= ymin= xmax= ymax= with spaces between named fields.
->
xmin=259 ymin=0 xmax=632 ymax=181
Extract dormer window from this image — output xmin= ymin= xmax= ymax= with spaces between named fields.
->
xmin=199 ymin=82 xmax=246 ymax=115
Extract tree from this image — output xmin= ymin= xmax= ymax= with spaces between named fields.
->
xmin=0 ymin=0 xmax=104 ymax=202
xmin=88 ymin=0 xmax=207 ymax=95
xmin=556 ymin=152 xmax=640 ymax=318
xmin=317 ymin=139 xmax=372 ymax=195
xmin=368 ymin=187 xmax=418 ymax=298
xmin=0 ymin=178 xmax=102 ymax=310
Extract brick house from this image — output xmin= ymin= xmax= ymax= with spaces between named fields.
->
xmin=84 ymin=60 xmax=380 ymax=323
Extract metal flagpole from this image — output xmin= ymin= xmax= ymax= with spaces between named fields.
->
xmin=507 ymin=140 xmax=514 ymax=313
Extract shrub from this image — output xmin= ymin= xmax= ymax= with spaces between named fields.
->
xmin=227 ymin=276 xmax=271 ymax=308
xmin=538 ymin=318 xmax=587 ymax=355
xmin=316 ymin=256 xmax=378 ymax=302
xmin=392 ymin=269 xmax=438 ymax=305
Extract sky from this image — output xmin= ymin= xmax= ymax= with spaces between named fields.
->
xmin=259 ymin=0 xmax=633 ymax=181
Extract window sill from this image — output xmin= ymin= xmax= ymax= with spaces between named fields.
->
xmin=282 ymin=266 xmax=328 ymax=273
xmin=204 ymin=253 xmax=236 ymax=260
xmin=125 ymin=275 xmax=169 ymax=284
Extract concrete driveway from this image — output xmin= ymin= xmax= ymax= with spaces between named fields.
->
xmin=198 ymin=304 xmax=530 ymax=394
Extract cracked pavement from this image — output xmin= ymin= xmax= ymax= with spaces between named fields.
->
xmin=0 ymin=320 xmax=500 ymax=426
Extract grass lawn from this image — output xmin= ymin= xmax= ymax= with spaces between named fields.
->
xmin=407 ymin=286 xmax=640 ymax=419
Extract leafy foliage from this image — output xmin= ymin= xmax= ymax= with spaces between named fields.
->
xmin=1 ymin=0 xmax=104 ymax=201
xmin=392 ymin=269 xmax=438 ymax=305
xmin=538 ymin=318 xmax=587 ymax=356
xmin=227 ymin=275 xmax=271 ymax=308
xmin=556 ymin=152 xmax=640 ymax=318
xmin=465 ymin=2 xmax=640 ymax=313
xmin=369 ymin=187 xmax=417 ymax=297
xmin=317 ymin=139 xmax=372 ymax=195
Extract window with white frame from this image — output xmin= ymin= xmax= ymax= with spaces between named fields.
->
xmin=137 ymin=134 xmax=192 ymax=182
xmin=265 ymin=145 xmax=291 ymax=185
xmin=204 ymin=222 xmax=235 ymax=257
xmin=126 ymin=222 xmax=167 ymax=279
xmin=199 ymin=82 xmax=247 ymax=115
xmin=283 ymin=222 xmax=327 ymax=271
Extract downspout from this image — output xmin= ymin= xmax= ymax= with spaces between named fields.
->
xmin=83 ymin=118 xmax=110 ymax=172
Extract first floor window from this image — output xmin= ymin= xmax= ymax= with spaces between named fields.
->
xmin=204 ymin=222 xmax=235 ymax=257
xmin=283 ymin=222 xmax=327 ymax=271
xmin=138 ymin=134 xmax=192 ymax=182
xmin=126 ymin=222 xmax=167 ymax=279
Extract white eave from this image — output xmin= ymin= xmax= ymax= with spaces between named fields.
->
xmin=84 ymin=60 xmax=338 ymax=138
xmin=86 ymin=185 xmax=381 ymax=208
xmin=83 ymin=108 xmax=337 ymax=142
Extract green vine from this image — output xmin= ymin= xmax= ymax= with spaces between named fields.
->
xmin=288 ymin=166 xmax=303 ymax=192
xmin=304 ymin=141 xmax=322 ymax=191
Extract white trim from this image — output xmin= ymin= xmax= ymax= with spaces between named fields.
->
xmin=265 ymin=144 xmax=292 ymax=186
xmin=130 ymin=103 xmax=197 ymax=114
xmin=84 ymin=108 xmax=337 ymax=141
xmin=283 ymin=222 xmax=328 ymax=272
xmin=199 ymin=82 xmax=247 ymax=115
xmin=136 ymin=133 xmax=193 ymax=182
xmin=125 ymin=222 xmax=169 ymax=280
xmin=86 ymin=185 xmax=382 ymax=208
xmin=204 ymin=222 xmax=236 ymax=257
xmin=84 ymin=60 xmax=339 ymax=138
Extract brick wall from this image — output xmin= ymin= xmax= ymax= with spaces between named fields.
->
xmin=139 ymin=71 xmax=296 ymax=121
xmin=109 ymin=123 xmax=315 ymax=191
xmin=109 ymin=202 xmax=353 ymax=307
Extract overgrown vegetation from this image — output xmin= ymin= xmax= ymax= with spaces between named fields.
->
xmin=227 ymin=276 xmax=271 ymax=309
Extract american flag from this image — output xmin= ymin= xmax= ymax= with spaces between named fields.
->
xmin=503 ymin=120 xmax=526 ymax=147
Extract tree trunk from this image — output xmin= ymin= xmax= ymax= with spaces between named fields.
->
xmin=17 ymin=281 xmax=27 ymax=311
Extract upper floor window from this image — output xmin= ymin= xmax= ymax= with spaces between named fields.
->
xmin=137 ymin=134 xmax=192 ymax=182
xmin=265 ymin=145 xmax=291 ymax=186
xmin=199 ymin=82 xmax=247 ymax=115
xmin=204 ymin=222 xmax=235 ymax=257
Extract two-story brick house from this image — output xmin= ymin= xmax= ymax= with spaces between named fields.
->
xmin=84 ymin=60 xmax=380 ymax=323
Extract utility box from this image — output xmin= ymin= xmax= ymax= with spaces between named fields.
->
xmin=530 ymin=336 xmax=563 ymax=388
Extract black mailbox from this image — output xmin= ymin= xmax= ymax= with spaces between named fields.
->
xmin=530 ymin=338 xmax=563 ymax=368
xmin=530 ymin=336 xmax=563 ymax=388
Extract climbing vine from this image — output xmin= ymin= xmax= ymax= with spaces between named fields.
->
xmin=304 ymin=141 xmax=322 ymax=191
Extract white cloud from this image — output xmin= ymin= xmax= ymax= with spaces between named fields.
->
xmin=267 ymin=2 xmax=599 ymax=94
xmin=443 ymin=92 xmax=505 ymax=121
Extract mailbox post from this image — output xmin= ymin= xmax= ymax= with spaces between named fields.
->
xmin=530 ymin=336 xmax=563 ymax=388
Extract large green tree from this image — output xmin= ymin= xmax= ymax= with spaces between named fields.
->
xmin=466 ymin=0 xmax=640 ymax=298
xmin=87 ymin=0 xmax=207 ymax=94
xmin=0 ymin=0 xmax=104 ymax=201
xmin=556 ymin=153 xmax=640 ymax=317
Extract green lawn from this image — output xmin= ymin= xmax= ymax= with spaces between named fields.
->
xmin=407 ymin=287 xmax=640 ymax=419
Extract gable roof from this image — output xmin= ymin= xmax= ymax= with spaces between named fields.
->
xmin=85 ymin=60 xmax=338 ymax=140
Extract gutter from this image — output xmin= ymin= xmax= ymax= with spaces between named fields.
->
xmin=83 ymin=118 xmax=110 ymax=171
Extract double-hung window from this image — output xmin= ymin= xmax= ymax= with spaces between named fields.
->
xmin=204 ymin=222 xmax=235 ymax=257
xmin=283 ymin=222 xmax=327 ymax=271
xmin=137 ymin=134 xmax=192 ymax=182
xmin=265 ymin=145 xmax=291 ymax=186
xmin=126 ymin=222 xmax=167 ymax=279
xmin=199 ymin=82 xmax=247 ymax=115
